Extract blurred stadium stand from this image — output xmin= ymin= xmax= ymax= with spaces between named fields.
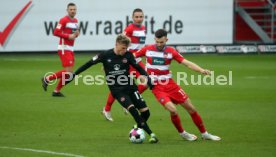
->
xmin=235 ymin=0 xmax=276 ymax=43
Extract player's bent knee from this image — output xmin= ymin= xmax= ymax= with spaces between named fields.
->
xmin=139 ymin=107 xmax=149 ymax=112
xmin=181 ymin=101 xmax=197 ymax=113
xmin=167 ymin=107 xmax=178 ymax=115
xmin=170 ymin=110 xmax=178 ymax=115
xmin=188 ymin=108 xmax=197 ymax=114
xmin=165 ymin=102 xmax=177 ymax=114
xmin=126 ymin=104 xmax=135 ymax=110
xmin=64 ymin=66 xmax=73 ymax=72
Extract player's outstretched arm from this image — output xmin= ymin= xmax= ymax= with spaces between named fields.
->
xmin=129 ymin=54 xmax=154 ymax=89
xmin=64 ymin=60 xmax=94 ymax=85
xmin=133 ymin=46 xmax=147 ymax=58
xmin=64 ymin=73 xmax=76 ymax=85
xmin=181 ymin=59 xmax=211 ymax=75
xmin=66 ymin=59 xmax=95 ymax=84
xmin=74 ymin=60 xmax=94 ymax=75
xmin=132 ymin=63 xmax=154 ymax=89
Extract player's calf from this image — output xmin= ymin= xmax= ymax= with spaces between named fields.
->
xmin=140 ymin=109 xmax=150 ymax=122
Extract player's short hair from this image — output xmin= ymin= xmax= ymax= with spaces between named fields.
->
xmin=132 ymin=8 xmax=143 ymax=16
xmin=116 ymin=34 xmax=131 ymax=46
xmin=155 ymin=29 xmax=168 ymax=38
xmin=67 ymin=3 xmax=76 ymax=8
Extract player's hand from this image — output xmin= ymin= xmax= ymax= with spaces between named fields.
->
xmin=75 ymin=30 xmax=80 ymax=37
xmin=201 ymin=69 xmax=211 ymax=75
xmin=68 ymin=34 xmax=76 ymax=40
xmin=68 ymin=31 xmax=79 ymax=40
xmin=146 ymin=76 xmax=155 ymax=90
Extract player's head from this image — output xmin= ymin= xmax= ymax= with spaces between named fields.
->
xmin=132 ymin=8 xmax=144 ymax=26
xmin=67 ymin=3 xmax=77 ymax=18
xmin=115 ymin=34 xmax=131 ymax=55
xmin=154 ymin=29 xmax=168 ymax=51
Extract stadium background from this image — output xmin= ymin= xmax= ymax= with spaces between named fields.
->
xmin=0 ymin=0 xmax=233 ymax=52
xmin=0 ymin=0 xmax=275 ymax=157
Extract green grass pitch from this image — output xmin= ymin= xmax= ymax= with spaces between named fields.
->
xmin=0 ymin=53 xmax=275 ymax=157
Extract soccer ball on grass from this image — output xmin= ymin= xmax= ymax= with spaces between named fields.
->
xmin=129 ymin=128 xmax=145 ymax=144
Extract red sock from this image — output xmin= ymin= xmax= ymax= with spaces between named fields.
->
xmin=138 ymin=84 xmax=147 ymax=94
xmin=54 ymin=79 xmax=63 ymax=93
xmin=47 ymin=70 xmax=66 ymax=81
xmin=190 ymin=112 xmax=206 ymax=133
xmin=104 ymin=93 xmax=115 ymax=112
xmin=54 ymin=72 xmax=69 ymax=93
xmin=170 ymin=114 xmax=184 ymax=133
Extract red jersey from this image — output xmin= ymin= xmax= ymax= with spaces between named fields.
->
xmin=54 ymin=16 xmax=78 ymax=52
xmin=124 ymin=23 xmax=146 ymax=53
xmin=135 ymin=45 xmax=185 ymax=81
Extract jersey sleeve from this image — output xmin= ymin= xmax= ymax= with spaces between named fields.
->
xmin=74 ymin=53 xmax=104 ymax=75
xmin=124 ymin=25 xmax=132 ymax=37
xmin=172 ymin=48 xmax=185 ymax=63
xmin=134 ymin=46 xmax=147 ymax=58
xmin=128 ymin=52 xmax=155 ymax=89
xmin=53 ymin=18 xmax=70 ymax=39
xmin=90 ymin=53 xmax=104 ymax=64
xmin=128 ymin=52 xmax=147 ymax=76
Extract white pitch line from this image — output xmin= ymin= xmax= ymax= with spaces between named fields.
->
xmin=244 ymin=76 xmax=269 ymax=79
xmin=2 ymin=58 xmax=56 ymax=62
xmin=0 ymin=146 xmax=86 ymax=157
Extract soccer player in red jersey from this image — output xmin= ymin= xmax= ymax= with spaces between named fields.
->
xmin=134 ymin=29 xmax=221 ymax=141
xmin=102 ymin=8 xmax=148 ymax=121
xmin=42 ymin=3 xmax=79 ymax=97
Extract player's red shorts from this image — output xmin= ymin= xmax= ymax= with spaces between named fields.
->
xmin=129 ymin=61 xmax=145 ymax=78
xmin=152 ymin=78 xmax=189 ymax=106
xmin=58 ymin=50 xmax=75 ymax=67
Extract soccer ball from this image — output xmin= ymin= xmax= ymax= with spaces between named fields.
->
xmin=129 ymin=128 xmax=145 ymax=144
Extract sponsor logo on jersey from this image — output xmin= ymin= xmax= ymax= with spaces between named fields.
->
xmin=122 ymin=58 xmax=127 ymax=63
xmin=120 ymin=97 xmax=125 ymax=102
xmin=139 ymin=37 xmax=146 ymax=44
xmin=114 ymin=64 xmax=120 ymax=70
xmin=152 ymin=57 xmax=165 ymax=65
